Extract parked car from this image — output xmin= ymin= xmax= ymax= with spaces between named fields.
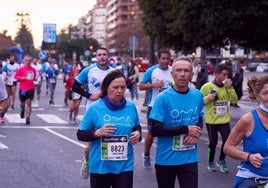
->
xmin=256 ymin=63 xmax=268 ymax=72
xmin=248 ymin=61 xmax=262 ymax=71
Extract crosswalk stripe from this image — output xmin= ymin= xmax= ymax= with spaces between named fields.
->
xmin=32 ymin=108 xmax=45 ymax=111
xmin=5 ymin=114 xmax=25 ymax=123
xmin=76 ymin=115 xmax=84 ymax=121
xmin=0 ymin=142 xmax=8 ymax=149
xmin=36 ymin=114 xmax=68 ymax=124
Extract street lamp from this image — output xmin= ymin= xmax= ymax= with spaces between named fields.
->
xmin=130 ymin=10 xmax=136 ymax=59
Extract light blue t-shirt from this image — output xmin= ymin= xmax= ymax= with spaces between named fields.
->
xmin=75 ymin=64 xmax=114 ymax=109
xmin=141 ymin=64 xmax=172 ymax=107
xmin=149 ymin=87 xmax=204 ymax=165
xmin=79 ymin=99 xmax=140 ymax=174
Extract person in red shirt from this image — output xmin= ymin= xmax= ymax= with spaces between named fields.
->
xmin=14 ymin=55 xmax=36 ymax=124
xmin=65 ymin=69 xmax=81 ymax=124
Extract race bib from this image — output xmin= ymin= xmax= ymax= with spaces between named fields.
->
xmin=72 ymin=92 xmax=81 ymax=100
xmin=33 ymin=80 xmax=40 ymax=85
xmin=6 ymin=78 xmax=13 ymax=86
xmin=173 ymin=134 xmax=195 ymax=151
xmin=49 ymin=78 xmax=56 ymax=83
xmin=101 ymin=135 xmax=128 ymax=161
xmin=26 ymin=72 xmax=34 ymax=80
xmin=213 ymin=102 xmax=227 ymax=116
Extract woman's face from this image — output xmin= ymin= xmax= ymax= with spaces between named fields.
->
xmin=107 ymin=77 xmax=126 ymax=103
xmin=258 ymin=84 xmax=268 ymax=106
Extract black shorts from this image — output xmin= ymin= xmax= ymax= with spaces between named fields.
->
xmin=68 ymin=91 xmax=82 ymax=100
xmin=19 ymin=89 xmax=35 ymax=102
xmin=6 ymin=81 xmax=17 ymax=87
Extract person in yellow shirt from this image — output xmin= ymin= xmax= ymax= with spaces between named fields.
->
xmin=200 ymin=64 xmax=238 ymax=173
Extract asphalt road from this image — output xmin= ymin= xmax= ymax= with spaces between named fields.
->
xmin=0 ymin=71 xmax=266 ymax=188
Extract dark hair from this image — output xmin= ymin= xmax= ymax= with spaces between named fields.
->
xmin=100 ymin=69 xmax=126 ymax=98
xmin=214 ymin=64 xmax=229 ymax=74
xmin=157 ymin=48 xmax=171 ymax=58
xmin=247 ymin=76 xmax=268 ymax=99
xmin=97 ymin=47 xmax=108 ymax=53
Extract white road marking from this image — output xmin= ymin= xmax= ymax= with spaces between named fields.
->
xmin=57 ymin=108 xmax=69 ymax=111
xmin=5 ymin=114 xmax=25 ymax=123
xmin=36 ymin=114 xmax=68 ymax=124
xmin=76 ymin=115 xmax=84 ymax=121
xmin=43 ymin=128 xmax=86 ymax=148
xmin=32 ymin=108 xmax=45 ymax=111
xmin=0 ymin=142 xmax=8 ymax=149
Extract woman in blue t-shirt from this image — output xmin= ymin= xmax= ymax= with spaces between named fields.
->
xmin=77 ymin=69 xmax=141 ymax=188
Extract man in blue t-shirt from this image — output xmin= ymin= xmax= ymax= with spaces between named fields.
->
xmin=139 ymin=49 xmax=173 ymax=169
xmin=149 ymin=56 xmax=203 ymax=188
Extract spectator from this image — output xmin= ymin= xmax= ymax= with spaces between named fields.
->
xmin=232 ymin=68 xmax=244 ymax=108
xmin=224 ymin=75 xmax=268 ymax=188
xmin=77 ymin=69 xmax=141 ymax=188
xmin=127 ymin=59 xmax=139 ymax=101
xmin=191 ymin=58 xmax=201 ymax=87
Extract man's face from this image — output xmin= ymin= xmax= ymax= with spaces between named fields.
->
xmin=24 ymin=57 xmax=32 ymax=66
xmin=9 ymin=56 xmax=15 ymax=63
xmin=215 ymin=70 xmax=229 ymax=83
xmin=96 ymin=49 xmax=108 ymax=66
xmin=171 ymin=60 xmax=193 ymax=91
xmin=158 ymin=53 xmax=170 ymax=69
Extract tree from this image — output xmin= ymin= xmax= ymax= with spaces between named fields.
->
xmin=57 ymin=37 xmax=99 ymax=59
xmin=138 ymin=0 xmax=268 ymax=51
xmin=14 ymin=12 xmax=36 ymax=55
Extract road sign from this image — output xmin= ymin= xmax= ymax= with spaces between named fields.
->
xmin=39 ymin=51 xmax=47 ymax=59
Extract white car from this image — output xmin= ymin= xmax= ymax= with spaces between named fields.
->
xmin=256 ymin=63 xmax=268 ymax=72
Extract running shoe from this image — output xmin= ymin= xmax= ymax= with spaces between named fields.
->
xmin=80 ymin=157 xmax=89 ymax=179
xmin=20 ymin=108 xmax=25 ymax=119
xmin=207 ymin=162 xmax=216 ymax=172
xmin=217 ymin=160 xmax=228 ymax=173
xmin=26 ymin=117 xmax=30 ymax=125
xmin=143 ymin=154 xmax=151 ymax=169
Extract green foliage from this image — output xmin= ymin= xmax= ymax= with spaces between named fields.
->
xmin=57 ymin=37 xmax=99 ymax=59
xmin=138 ymin=0 xmax=268 ymax=51
xmin=14 ymin=24 xmax=36 ymax=56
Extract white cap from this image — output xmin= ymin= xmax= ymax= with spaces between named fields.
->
xmin=91 ymin=57 xmax=97 ymax=62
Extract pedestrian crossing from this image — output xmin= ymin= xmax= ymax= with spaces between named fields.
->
xmin=3 ymin=113 xmax=85 ymax=124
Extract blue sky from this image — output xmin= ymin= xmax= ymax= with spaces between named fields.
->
xmin=0 ymin=0 xmax=95 ymax=48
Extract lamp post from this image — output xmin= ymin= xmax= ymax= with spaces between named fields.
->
xmin=130 ymin=10 xmax=136 ymax=59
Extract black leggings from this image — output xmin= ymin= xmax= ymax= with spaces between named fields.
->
xmin=90 ymin=171 xmax=133 ymax=188
xmin=206 ymin=123 xmax=231 ymax=162
xmin=155 ymin=162 xmax=198 ymax=188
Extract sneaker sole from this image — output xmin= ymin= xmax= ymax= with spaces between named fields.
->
xmin=216 ymin=163 xmax=228 ymax=173
xmin=207 ymin=168 xmax=216 ymax=172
